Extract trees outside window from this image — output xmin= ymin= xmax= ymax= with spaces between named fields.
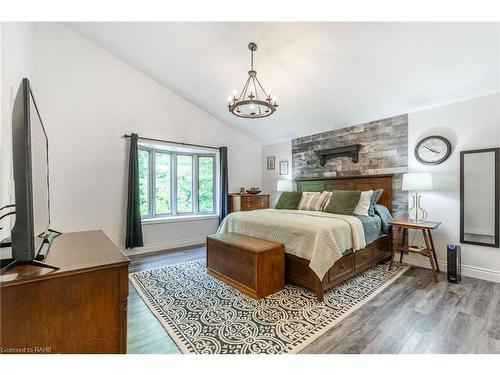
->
xmin=138 ymin=145 xmax=216 ymax=218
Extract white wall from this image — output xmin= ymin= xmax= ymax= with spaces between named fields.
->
xmin=262 ymin=140 xmax=292 ymax=208
xmin=408 ymin=93 xmax=500 ymax=282
xmin=1 ymin=22 xmax=261 ymax=251
xmin=0 ymin=23 xmax=35 ymax=241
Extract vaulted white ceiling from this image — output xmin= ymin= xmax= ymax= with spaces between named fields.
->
xmin=69 ymin=22 xmax=500 ymax=144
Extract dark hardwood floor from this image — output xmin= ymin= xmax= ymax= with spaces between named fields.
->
xmin=127 ymin=246 xmax=500 ymax=354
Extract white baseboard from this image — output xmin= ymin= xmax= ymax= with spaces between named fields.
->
xmin=402 ymin=254 xmax=500 ymax=283
xmin=123 ymin=236 xmax=206 ymax=256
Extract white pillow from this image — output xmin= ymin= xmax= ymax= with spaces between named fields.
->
xmin=353 ymin=190 xmax=374 ymax=216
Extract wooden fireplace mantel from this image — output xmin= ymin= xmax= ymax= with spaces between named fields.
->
xmin=314 ymin=144 xmax=362 ymax=165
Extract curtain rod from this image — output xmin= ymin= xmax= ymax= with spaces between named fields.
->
xmin=123 ymin=134 xmax=223 ymax=151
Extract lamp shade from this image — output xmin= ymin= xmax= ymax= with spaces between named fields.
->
xmin=402 ymin=172 xmax=433 ymax=191
xmin=277 ymin=179 xmax=294 ymax=192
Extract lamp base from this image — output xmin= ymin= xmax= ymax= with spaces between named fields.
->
xmin=410 ymin=218 xmax=426 ymax=224
xmin=408 ymin=192 xmax=427 ymax=223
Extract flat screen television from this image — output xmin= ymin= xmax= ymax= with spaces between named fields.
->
xmin=8 ymin=78 xmax=58 ymax=269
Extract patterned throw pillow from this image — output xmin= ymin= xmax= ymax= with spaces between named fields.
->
xmin=321 ymin=191 xmax=333 ymax=210
xmin=297 ymin=191 xmax=331 ymax=211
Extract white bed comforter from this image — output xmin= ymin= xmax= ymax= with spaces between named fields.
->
xmin=217 ymin=209 xmax=366 ymax=280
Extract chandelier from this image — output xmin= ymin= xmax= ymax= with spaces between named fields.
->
xmin=227 ymin=42 xmax=278 ymax=119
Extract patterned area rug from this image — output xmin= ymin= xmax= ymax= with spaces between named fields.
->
xmin=130 ymin=259 xmax=409 ymax=354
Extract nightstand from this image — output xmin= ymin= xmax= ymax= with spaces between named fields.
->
xmin=390 ymin=219 xmax=441 ymax=282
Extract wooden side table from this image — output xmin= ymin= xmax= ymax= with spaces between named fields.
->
xmin=389 ymin=219 xmax=441 ymax=282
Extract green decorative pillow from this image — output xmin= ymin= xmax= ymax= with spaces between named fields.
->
xmin=368 ymin=188 xmax=384 ymax=216
xmin=275 ymin=192 xmax=302 ymax=210
xmin=323 ymin=190 xmax=362 ymax=215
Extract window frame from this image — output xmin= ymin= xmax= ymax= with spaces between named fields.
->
xmin=138 ymin=144 xmax=217 ymax=219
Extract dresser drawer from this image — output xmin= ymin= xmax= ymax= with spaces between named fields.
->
xmin=241 ymin=196 xmax=256 ymax=210
xmin=235 ymin=195 xmax=270 ymax=211
xmin=355 ymin=247 xmax=374 ymax=270
xmin=256 ymin=196 xmax=269 ymax=209
xmin=329 ymin=253 xmax=354 ymax=283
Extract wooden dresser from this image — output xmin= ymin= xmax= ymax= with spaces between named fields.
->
xmin=0 ymin=230 xmax=130 ymax=354
xmin=228 ymin=193 xmax=270 ymax=213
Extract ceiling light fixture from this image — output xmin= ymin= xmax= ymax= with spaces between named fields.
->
xmin=227 ymin=42 xmax=278 ymax=119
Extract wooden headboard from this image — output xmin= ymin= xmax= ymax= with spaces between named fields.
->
xmin=296 ymin=174 xmax=394 ymax=213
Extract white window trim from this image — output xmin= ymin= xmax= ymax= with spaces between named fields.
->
xmin=141 ymin=213 xmax=220 ymax=225
xmin=138 ymin=143 xmax=219 ymax=221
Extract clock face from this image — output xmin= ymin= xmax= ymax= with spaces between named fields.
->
xmin=415 ymin=136 xmax=451 ymax=165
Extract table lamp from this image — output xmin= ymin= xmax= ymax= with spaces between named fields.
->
xmin=402 ymin=172 xmax=433 ymax=223
xmin=277 ymin=180 xmax=294 ymax=192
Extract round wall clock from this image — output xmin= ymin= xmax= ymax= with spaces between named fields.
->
xmin=415 ymin=135 xmax=452 ymax=165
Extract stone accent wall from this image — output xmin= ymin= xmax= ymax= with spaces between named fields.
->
xmin=292 ymin=114 xmax=408 ymax=218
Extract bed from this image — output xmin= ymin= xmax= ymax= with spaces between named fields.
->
xmin=218 ymin=174 xmax=394 ymax=301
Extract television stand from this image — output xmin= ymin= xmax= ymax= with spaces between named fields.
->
xmin=0 ymin=230 xmax=130 ymax=353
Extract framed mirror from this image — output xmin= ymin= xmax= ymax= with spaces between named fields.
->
xmin=460 ymin=148 xmax=499 ymax=248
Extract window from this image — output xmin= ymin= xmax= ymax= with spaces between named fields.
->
xmin=155 ymin=152 xmax=171 ymax=215
xmin=176 ymin=154 xmax=193 ymax=213
xmin=138 ymin=145 xmax=217 ymax=219
xmin=198 ymin=156 xmax=215 ymax=212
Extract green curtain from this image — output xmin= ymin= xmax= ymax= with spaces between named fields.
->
xmin=125 ymin=133 xmax=144 ymax=248
xmin=219 ymin=146 xmax=228 ymax=222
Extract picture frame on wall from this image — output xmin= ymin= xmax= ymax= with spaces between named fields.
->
xmin=279 ymin=160 xmax=289 ymax=175
xmin=267 ymin=156 xmax=275 ymax=170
